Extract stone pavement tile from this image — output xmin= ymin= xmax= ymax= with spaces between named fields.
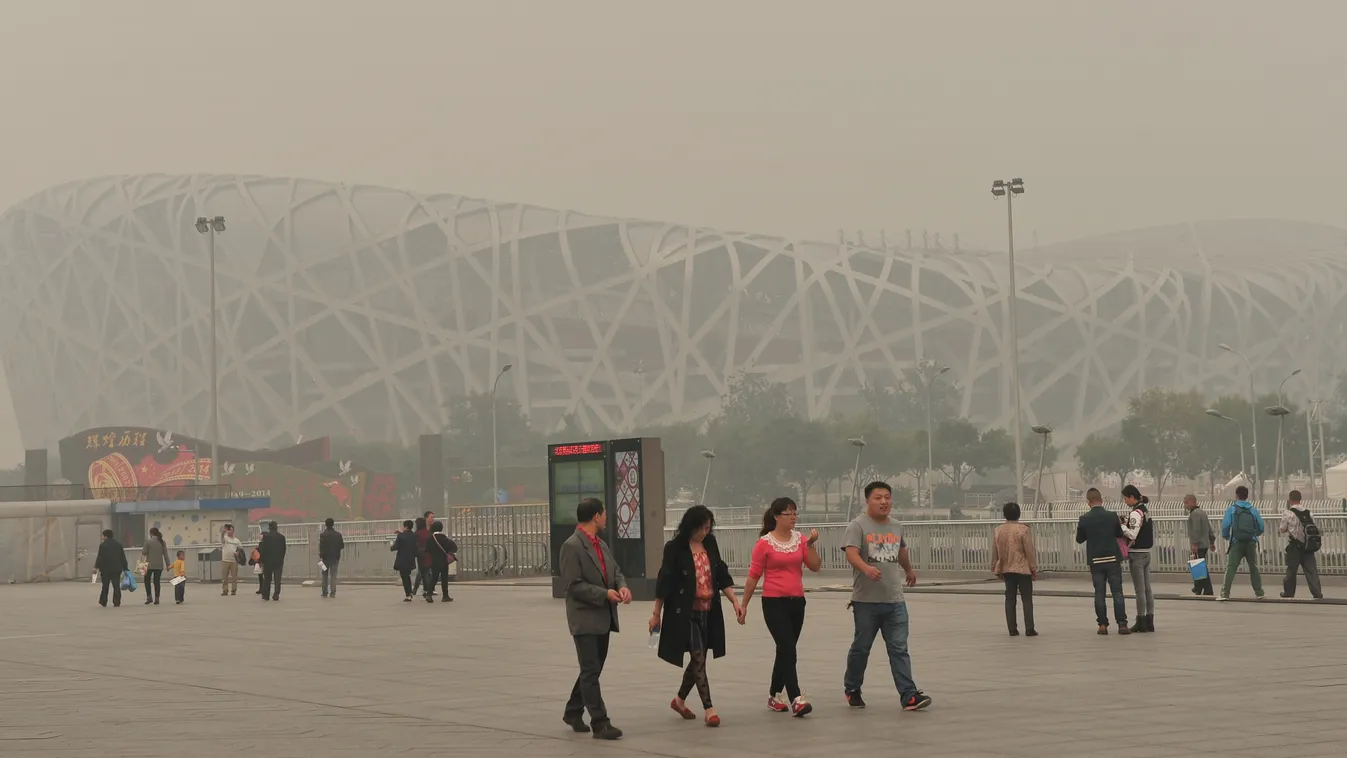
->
xmin=2 ymin=582 xmax=1347 ymax=757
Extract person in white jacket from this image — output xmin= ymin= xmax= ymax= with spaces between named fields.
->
xmin=1120 ymin=485 xmax=1155 ymax=633
xmin=220 ymin=524 xmax=243 ymax=596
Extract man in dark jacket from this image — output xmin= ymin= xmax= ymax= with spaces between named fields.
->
xmin=257 ymin=521 xmax=287 ymax=601
xmin=319 ymin=518 xmax=345 ymax=599
xmin=94 ymin=529 xmax=129 ymax=608
xmin=1075 ymin=488 xmax=1130 ymax=635
xmin=391 ymin=520 xmax=420 ymax=600
xmin=560 ymin=498 xmax=629 ymax=740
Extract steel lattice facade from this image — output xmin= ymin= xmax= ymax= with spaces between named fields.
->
xmin=2 ymin=173 xmax=1347 ymax=452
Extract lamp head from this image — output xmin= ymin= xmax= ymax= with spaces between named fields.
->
xmin=194 ymin=217 xmax=209 ymax=234
xmin=1009 ymin=177 xmax=1025 ymax=194
xmin=1031 ymin=424 xmax=1052 ymax=435
xmin=1265 ymin=405 xmax=1291 ymax=417
xmin=700 ymin=450 xmax=716 ymax=459
xmin=1204 ymin=409 xmax=1225 ymax=419
xmin=1217 ymin=343 xmax=1234 ymax=352
xmin=1291 ymin=368 xmax=1302 ymax=377
xmin=848 ymin=437 xmax=866 ymax=448
xmin=209 ymin=216 xmax=226 ymax=233
xmin=937 ymin=366 xmax=951 ymax=376
xmin=501 ymin=363 xmax=513 ymax=374
xmin=990 ymin=179 xmax=1006 ymax=197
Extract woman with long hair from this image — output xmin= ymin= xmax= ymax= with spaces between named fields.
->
xmin=650 ymin=505 xmax=741 ymax=727
xmin=1120 ymin=484 xmax=1155 ymax=632
xmin=738 ymin=497 xmax=820 ymax=716
xmin=990 ymin=502 xmax=1038 ymax=636
xmin=141 ymin=527 xmax=169 ymax=605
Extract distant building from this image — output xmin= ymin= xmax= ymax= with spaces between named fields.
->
xmin=3 ymin=174 xmax=1346 ymax=451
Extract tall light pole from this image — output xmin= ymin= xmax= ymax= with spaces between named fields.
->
xmin=919 ymin=364 xmax=951 ymax=508
xmin=1205 ymin=409 xmax=1247 ymax=485
xmin=991 ymin=178 xmax=1026 ymax=506
xmin=1218 ymin=343 xmax=1259 ymax=498
xmin=490 ymin=363 xmax=513 ymax=504
xmin=1031 ymin=424 xmax=1052 ymax=512
xmin=699 ymin=450 xmax=716 ymax=504
xmin=195 ymin=216 xmax=225 ymax=482
xmin=1277 ymin=368 xmax=1302 ymax=405
xmin=847 ymin=437 xmax=867 ymax=520
xmin=1266 ymin=405 xmax=1291 ymax=502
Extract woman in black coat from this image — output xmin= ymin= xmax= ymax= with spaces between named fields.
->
xmin=649 ymin=505 xmax=741 ymax=727
xmin=390 ymin=520 xmax=420 ymax=601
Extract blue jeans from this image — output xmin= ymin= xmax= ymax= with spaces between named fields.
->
xmin=1090 ymin=562 xmax=1127 ymax=627
xmin=843 ymin=601 xmax=917 ymax=699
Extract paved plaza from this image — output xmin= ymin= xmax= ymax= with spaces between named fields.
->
xmin=2 ymin=577 xmax=1346 ymax=757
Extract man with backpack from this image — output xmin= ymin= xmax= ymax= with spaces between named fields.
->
xmin=1219 ymin=485 xmax=1266 ymax=600
xmin=1278 ymin=490 xmax=1323 ymax=599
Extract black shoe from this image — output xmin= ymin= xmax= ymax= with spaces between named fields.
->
xmin=902 ymin=691 xmax=932 ymax=711
xmin=425 ymin=594 xmax=434 ymax=603
xmin=262 ymin=596 xmax=270 ymax=601
xmin=1280 ymin=592 xmax=1291 ymax=598
xmin=441 ymin=595 xmax=453 ymax=602
xmin=591 ymin=722 xmax=622 ymax=740
xmin=99 ymin=601 xmax=107 ymax=608
xmin=1026 ymin=629 xmax=1039 ymax=637
xmin=845 ymin=690 xmax=866 ymax=708
xmin=1129 ymin=616 xmax=1146 ymax=633
xmin=1097 ymin=625 xmax=1109 ymax=635
xmin=1008 ymin=629 xmax=1020 ymax=636
xmin=1118 ymin=625 xmax=1132 ymax=635
xmin=403 ymin=595 xmax=413 ymax=602
xmin=272 ymin=596 xmax=279 ymax=602
xmin=1144 ymin=615 xmax=1155 ymax=633
xmin=144 ymin=598 xmax=152 ymax=605
xmin=320 ymin=593 xmax=328 ymax=598
xmin=562 ymin=715 xmax=590 ymax=733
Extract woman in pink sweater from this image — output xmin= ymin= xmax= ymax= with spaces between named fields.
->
xmin=739 ymin=497 xmax=821 ymax=716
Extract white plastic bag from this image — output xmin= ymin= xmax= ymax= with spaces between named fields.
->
xmin=252 ymin=563 xmax=263 ymax=575
xmin=317 ymin=560 xmax=327 ymax=572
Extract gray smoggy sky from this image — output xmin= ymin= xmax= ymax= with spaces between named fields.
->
xmin=1 ymin=0 xmax=1344 ymax=466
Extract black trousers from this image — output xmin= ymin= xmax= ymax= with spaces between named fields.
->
xmin=174 ymin=579 xmax=186 ymax=603
xmin=427 ymin=563 xmax=450 ymax=597
xmin=99 ymin=572 xmax=122 ymax=606
xmin=761 ymin=596 xmax=806 ymax=701
xmin=261 ymin=563 xmax=283 ymax=599
xmin=144 ymin=569 xmax=162 ymax=602
xmin=1002 ymin=573 xmax=1035 ymax=632
xmin=398 ymin=568 xmax=414 ymax=596
xmin=1193 ymin=547 xmax=1215 ymax=595
xmin=565 ymin=633 xmax=611 ymax=724
xmin=1284 ymin=543 xmax=1323 ymax=599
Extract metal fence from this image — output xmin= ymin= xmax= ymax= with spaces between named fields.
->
xmin=696 ymin=510 xmax=1347 ymax=577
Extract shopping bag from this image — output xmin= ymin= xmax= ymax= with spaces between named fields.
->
xmin=122 ymin=569 xmax=139 ymax=592
xmin=317 ymin=560 xmax=327 ymax=573
xmin=1188 ymin=558 xmax=1208 ymax=581
xmin=253 ymin=563 xmax=263 ymax=575
xmin=135 ymin=559 xmax=148 ymax=577
xmin=170 ymin=576 xmax=186 ymax=586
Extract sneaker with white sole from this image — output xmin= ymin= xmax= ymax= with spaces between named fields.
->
xmin=792 ymin=696 xmax=813 ymax=717
xmin=766 ymin=693 xmax=789 ymax=713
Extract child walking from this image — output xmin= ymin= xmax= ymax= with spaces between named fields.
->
xmin=171 ymin=550 xmax=188 ymax=604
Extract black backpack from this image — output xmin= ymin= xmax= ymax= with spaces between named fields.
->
xmin=1294 ymin=509 xmax=1322 ymax=553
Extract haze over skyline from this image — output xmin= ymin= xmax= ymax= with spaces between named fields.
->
xmin=2 ymin=0 xmax=1344 ymax=466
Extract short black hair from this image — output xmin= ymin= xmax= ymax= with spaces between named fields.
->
xmin=414 ymin=517 xmax=427 ymax=530
xmin=424 ymin=510 xmax=434 ymax=519
xmin=1086 ymin=487 xmax=1102 ymax=503
xmin=1236 ymin=485 xmax=1249 ymax=500
xmin=1003 ymin=501 xmax=1021 ymax=521
xmin=324 ymin=517 xmax=334 ymax=528
xmin=1289 ymin=489 xmax=1302 ymax=503
xmin=224 ymin=523 xmax=234 ymax=531
xmin=102 ymin=529 xmax=114 ymax=539
xmin=176 ymin=549 xmax=185 ymax=557
xmin=864 ymin=481 xmax=891 ymax=499
xmin=402 ymin=519 xmax=414 ymax=529
xmin=430 ymin=521 xmax=444 ymax=533
xmin=268 ymin=521 xmax=279 ymax=532
xmin=577 ymin=497 xmax=604 ymax=523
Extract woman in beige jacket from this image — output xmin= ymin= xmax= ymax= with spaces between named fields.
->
xmin=990 ymin=502 xmax=1038 ymax=636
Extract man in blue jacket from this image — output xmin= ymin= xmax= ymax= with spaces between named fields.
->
xmin=1219 ymin=485 xmax=1265 ymax=600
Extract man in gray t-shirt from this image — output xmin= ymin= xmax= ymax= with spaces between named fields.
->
xmin=841 ymin=481 xmax=931 ymax=713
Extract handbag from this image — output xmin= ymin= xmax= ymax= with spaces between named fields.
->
xmin=135 ymin=559 xmax=149 ymax=577
xmin=234 ymin=547 xmax=247 ymax=566
xmin=122 ymin=569 xmax=139 ymax=592
xmin=1188 ymin=558 xmax=1208 ymax=581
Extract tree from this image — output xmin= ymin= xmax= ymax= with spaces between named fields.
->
xmin=443 ymin=392 xmax=541 ymax=468
xmin=858 ymin=368 xmax=959 ymax=431
xmin=631 ymin=422 xmax=706 ymax=494
xmin=1119 ymin=388 xmax=1205 ymax=499
xmin=1076 ymin=432 xmax=1134 ymax=487
xmin=931 ymin=418 xmax=1012 ymax=492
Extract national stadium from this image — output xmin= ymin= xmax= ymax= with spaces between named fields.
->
xmin=2 ymin=173 xmax=1346 ymax=453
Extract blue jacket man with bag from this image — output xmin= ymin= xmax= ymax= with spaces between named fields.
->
xmin=1218 ymin=486 xmax=1265 ymax=600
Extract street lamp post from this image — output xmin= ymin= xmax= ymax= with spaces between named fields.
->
xmin=1266 ymin=405 xmax=1291 ymax=502
xmin=847 ymin=437 xmax=867 ymax=521
xmin=195 ymin=216 xmax=225 ymax=482
xmin=919 ymin=364 xmax=951 ymax=509
xmin=1277 ymin=368 xmax=1302 ymax=405
xmin=1205 ymin=409 xmax=1247 ymax=485
xmin=1218 ymin=344 xmax=1259 ymax=498
xmin=490 ymin=364 xmax=513 ymax=504
xmin=991 ymin=178 xmax=1026 ymax=506
xmin=1031 ymin=424 xmax=1052 ymax=513
xmin=699 ymin=450 xmax=716 ymax=505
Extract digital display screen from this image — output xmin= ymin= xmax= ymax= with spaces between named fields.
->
xmin=550 ymin=459 xmax=605 ymax=525
xmin=553 ymin=443 xmax=604 ymax=457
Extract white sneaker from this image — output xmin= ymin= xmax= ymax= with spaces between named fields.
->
xmin=767 ymin=693 xmax=788 ymax=712
xmin=1217 ymin=595 xmax=1229 ymax=602
xmin=791 ymin=695 xmax=813 ymax=717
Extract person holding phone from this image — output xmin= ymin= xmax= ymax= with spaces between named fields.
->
xmin=738 ymin=497 xmax=821 ymax=716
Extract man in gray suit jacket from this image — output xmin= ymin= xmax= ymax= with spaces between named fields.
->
xmin=560 ymin=497 xmax=630 ymax=740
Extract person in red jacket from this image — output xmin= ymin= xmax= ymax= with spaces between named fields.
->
xmin=413 ymin=517 xmax=432 ymax=602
